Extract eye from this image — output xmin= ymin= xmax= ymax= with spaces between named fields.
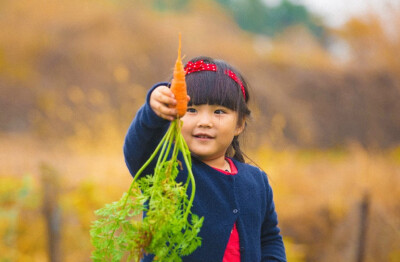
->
xmin=187 ymin=107 xmax=196 ymax=113
xmin=214 ymin=109 xmax=226 ymax=115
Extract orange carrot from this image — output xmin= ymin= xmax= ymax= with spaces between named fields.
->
xmin=170 ymin=33 xmax=187 ymax=118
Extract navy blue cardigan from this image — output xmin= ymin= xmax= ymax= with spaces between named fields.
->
xmin=123 ymin=83 xmax=286 ymax=261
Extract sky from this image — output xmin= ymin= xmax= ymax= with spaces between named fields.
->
xmin=264 ymin=0 xmax=400 ymax=27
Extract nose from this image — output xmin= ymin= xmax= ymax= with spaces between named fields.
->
xmin=197 ymin=111 xmax=213 ymax=128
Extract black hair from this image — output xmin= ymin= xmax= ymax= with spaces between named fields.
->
xmin=184 ymin=56 xmax=251 ymax=162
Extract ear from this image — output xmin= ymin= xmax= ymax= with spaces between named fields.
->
xmin=234 ymin=118 xmax=246 ymax=136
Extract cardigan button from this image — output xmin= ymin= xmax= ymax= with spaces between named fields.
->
xmin=233 ymin=209 xmax=239 ymax=214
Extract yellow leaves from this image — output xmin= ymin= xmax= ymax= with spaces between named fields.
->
xmin=88 ymin=88 xmax=107 ymax=107
xmin=336 ymin=13 xmax=400 ymax=72
xmin=267 ymin=113 xmax=287 ymax=146
xmin=283 ymin=237 xmax=306 ymax=262
xmin=0 ymin=48 xmax=5 ymax=73
xmin=36 ymin=91 xmax=57 ymax=115
xmin=66 ymin=87 xmax=107 ymax=108
xmin=113 ymin=64 xmax=130 ymax=84
xmin=265 ymin=26 xmax=334 ymax=70
xmin=0 ymin=174 xmax=43 ymax=261
xmin=342 ymin=17 xmax=378 ymax=39
xmin=57 ymin=105 xmax=74 ymax=122
xmin=67 ymin=85 xmax=85 ymax=104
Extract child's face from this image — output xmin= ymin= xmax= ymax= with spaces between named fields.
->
xmin=181 ymin=104 xmax=245 ymax=163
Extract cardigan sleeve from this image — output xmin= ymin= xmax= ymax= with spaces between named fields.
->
xmin=260 ymin=172 xmax=287 ymax=262
xmin=123 ymin=82 xmax=171 ymax=177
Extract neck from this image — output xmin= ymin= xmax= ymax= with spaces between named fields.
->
xmin=202 ymin=156 xmax=230 ymax=171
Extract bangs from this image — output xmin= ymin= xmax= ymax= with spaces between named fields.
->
xmin=185 ymin=65 xmax=243 ymax=111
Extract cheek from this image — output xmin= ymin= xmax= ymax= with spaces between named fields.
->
xmin=180 ymin=122 xmax=192 ymax=139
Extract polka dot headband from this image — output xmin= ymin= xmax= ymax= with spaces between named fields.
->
xmin=184 ymin=60 xmax=246 ymax=100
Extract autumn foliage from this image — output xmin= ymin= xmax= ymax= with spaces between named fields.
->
xmin=1 ymin=0 xmax=400 ymax=261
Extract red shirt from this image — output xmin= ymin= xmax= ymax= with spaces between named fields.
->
xmin=212 ymin=158 xmax=241 ymax=262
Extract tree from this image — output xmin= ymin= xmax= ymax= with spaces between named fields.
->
xmin=150 ymin=0 xmax=326 ymax=39
xmin=216 ymin=0 xmax=325 ymax=38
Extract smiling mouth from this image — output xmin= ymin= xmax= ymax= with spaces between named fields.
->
xmin=194 ymin=134 xmax=214 ymax=139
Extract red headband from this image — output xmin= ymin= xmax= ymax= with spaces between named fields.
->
xmin=184 ymin=60 xmax=246 ymax=100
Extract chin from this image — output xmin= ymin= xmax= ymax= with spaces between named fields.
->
xmin=190 ymin=152 xmax=212 ymax=160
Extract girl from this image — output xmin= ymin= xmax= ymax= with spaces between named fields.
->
xmin=124 ymin=56 xmax=286 ymax=261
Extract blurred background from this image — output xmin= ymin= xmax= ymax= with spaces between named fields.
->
xmin=0 ymin=0 xmax=399 ymax=261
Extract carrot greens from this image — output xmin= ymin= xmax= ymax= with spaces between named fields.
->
xmin=90 ymin=35 xmax=203 ymax=262
xmin=90 ymin=120 xmax=202 ymax=261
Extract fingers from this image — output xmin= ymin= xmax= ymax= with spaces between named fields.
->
xmin=150 ymin=86 xmax=178 ymax=121
xmin=152 ymin=101 xmax=177 ymax=121
xmin=156 ymin=86 xmax=177 ymax=106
